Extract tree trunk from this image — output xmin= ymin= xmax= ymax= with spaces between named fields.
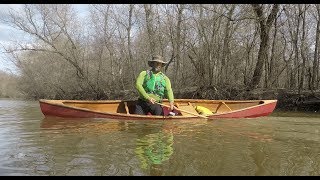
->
xmin=299 ymin=5 xmax=307 ymax=92
xmin=312 ymin=5 xmax=320 ymax=90
xmin=127 ymin=4 xmax=135 ymax=84
xmin=248 ymin=4 xmax=279 ymax=90
xmin=220 ymin=5 xmax=235 ymax=85
xmin=144 ymin=4 xmax=156 ymax=55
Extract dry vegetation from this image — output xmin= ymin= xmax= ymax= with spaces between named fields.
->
xmin=0 ymin=70 xmax=21 ymax=98
xmin=0 ymin=4 xmax=320 ymax=110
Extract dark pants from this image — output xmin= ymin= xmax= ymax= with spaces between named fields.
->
xmin=134 ymin=99 xmax=163 ymax=116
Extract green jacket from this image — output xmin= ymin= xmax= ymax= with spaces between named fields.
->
xmin=135 ymin=70 xmax=174 ymax=103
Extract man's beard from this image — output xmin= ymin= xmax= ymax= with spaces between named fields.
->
xmin=152 ymin=66 xmax=162 ymax=72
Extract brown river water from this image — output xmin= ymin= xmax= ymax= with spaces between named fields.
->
xmin=0 ymin=99 xmax=319 ymax=176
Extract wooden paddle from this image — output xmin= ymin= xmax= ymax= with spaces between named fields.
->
xmin=155 ymin=102 xmax=208 ymax=119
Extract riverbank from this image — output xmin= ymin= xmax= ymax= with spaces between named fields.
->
xmin=173 ymin=87 xmax=320 ymax=112
xmin=2 ymin=87 xmax=320 ymax=112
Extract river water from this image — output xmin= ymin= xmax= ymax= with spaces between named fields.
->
xmin=0 ymin=99 xmax=319 ymax=176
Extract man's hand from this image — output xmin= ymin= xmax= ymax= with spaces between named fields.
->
xmin=148 ymin=97 xmax=156 ymax=104
xmin=169 ymin=102 xmax=175 ymax=111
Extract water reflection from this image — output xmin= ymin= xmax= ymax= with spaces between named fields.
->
xmin=2 ymin=99 xmax=320 ymax=175
xmin=39 ymin=118 xmax=183 ymax=175
xmin=127 ymin=120 xmax=202 ymax=176
xmin=40 ymin=117 xmax=127 ymax=134
xmin=36 ymin=116 xmax=320 ymax=175
xmin=134 ymin=126 xmax=174 ymax=174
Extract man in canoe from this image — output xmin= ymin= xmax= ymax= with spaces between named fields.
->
xmin=134 ymin=55 xmax=175 ymax=115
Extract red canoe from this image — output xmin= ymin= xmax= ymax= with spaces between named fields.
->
xmin=39 ymin=99 xmax=277 ymax=120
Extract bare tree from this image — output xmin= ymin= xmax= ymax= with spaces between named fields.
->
xmin=220 ymin=4 xmax=236 ymax=85
xmin=248 ymin=4 xmax=279 ymax=90
xmin=298 ymin=5 xmax=309 ymax=92
xmin=1 ymin=4 xmax=320 ymax=101
xmin=312 ymin=4 xmax=320 ymax=90
xmin=144 ymin=4 xmax=157 ymax=55
xmin=163 ymin=4 xmax=185 ymax=86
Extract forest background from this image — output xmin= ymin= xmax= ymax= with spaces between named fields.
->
xmin=1 ymin=4 xmax=319 ymax=111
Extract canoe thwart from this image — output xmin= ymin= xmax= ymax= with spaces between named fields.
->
xmin=124 ymin=101 xmax=130 ymax=114
xmin=222 ymin=102 xmax=232 ymax=111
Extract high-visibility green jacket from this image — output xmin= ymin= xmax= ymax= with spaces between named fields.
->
xmin=135 ymin=70 xmax=174 ymax=103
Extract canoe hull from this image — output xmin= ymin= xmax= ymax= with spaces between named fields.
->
xmin=39 ymin=99 xmax=277 ymax=120
xmin=39 ymin=101 xmax=192 ymax=120
xmin=206 ymin=101 xmax=276 ymax=118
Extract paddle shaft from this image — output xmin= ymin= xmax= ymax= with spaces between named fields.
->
xmin=155 ymin=102 xmax=208 ymax=119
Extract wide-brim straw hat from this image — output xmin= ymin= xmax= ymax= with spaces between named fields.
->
xmin=148 ymin=55 xmax=167 ymax=67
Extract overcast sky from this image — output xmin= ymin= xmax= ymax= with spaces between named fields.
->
xmin=0 ymin=4 xmax=89 ymax=73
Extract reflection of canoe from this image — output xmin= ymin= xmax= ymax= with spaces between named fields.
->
xmin=40 ymin=117 xmax=125 ymax=133
xmin=39 ymin=99 xmax=277 ymax=120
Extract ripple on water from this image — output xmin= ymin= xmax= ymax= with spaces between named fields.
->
xmin=1 ymin=100 xmax=320 ymax=175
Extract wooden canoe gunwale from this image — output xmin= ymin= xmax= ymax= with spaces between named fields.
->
xmin=39 ymin=99 xmax=277 ymax=119
xmin=39 ymin=99 xmax=170 ymax=119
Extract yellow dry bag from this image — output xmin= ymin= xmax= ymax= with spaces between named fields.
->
xmin=195 ymin=106 xmax=214 ymax=115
